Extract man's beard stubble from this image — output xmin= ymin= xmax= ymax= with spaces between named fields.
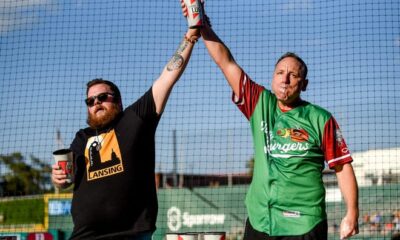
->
xmin=87 ymin=103 xmax=121 ymax=129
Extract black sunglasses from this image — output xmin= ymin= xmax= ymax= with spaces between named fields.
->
xmin=85 ymin=92 xmax=114 ymax=107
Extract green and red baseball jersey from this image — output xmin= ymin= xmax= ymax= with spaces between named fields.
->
xmin=233 ymin=71 xmax=353 ymax=236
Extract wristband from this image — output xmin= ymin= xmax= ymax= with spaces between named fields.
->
xmin=184 ymin=34 xmax=198 ymax=44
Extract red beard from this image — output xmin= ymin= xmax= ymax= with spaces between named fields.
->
xmin=87 ymin=103 xmax=121 ymax=129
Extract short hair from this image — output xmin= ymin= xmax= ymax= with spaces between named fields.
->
xmin=86 ymin=78 xmax=122 ymax=105
xmin=275 ymin=52 xmax=308 ymax=79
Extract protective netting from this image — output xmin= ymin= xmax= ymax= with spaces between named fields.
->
xmin=0 ymin=0 xmax=399 ymax=239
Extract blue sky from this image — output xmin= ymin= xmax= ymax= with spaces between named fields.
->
xmin=0 ymin=0 xmax=399 ymax=174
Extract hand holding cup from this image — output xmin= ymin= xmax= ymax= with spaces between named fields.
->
xmin=52 ymin=149 xmax=74 ymax=188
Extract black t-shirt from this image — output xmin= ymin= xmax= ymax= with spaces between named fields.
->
xmin=69 ymin=88 xmax=160 ymax=239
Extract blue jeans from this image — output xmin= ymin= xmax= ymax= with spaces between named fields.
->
xmin=106 ymin=232 xmax=152 ymax=240
xmin=130 ymin=232 xmax=152 ymax=240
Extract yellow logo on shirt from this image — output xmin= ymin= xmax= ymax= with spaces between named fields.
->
xmin=84 ymin=129 xmax=124 ymax=181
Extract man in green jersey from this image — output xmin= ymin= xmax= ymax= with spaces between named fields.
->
xmin=180 ymin=2 xmax=359 ymax=239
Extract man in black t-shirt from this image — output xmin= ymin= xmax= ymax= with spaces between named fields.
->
xmin=51 ymin=28 xmax=200 ymax=240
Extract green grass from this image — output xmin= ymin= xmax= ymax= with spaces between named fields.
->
xmin=0 ymin=197 xmax=44 ymax=225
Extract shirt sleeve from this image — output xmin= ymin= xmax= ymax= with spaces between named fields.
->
xmin=69 ymin=130 xmax=88 ymax=185
xmin=232 ymin=70 xmax=265 ymax=120
xmin=125 ymin=87 xmax=160 ymax=122
xmin=322 ymin=117 xmax=353 ymax=168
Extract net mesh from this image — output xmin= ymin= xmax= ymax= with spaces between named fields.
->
xmin=0 ymin=0 xmax=399 ymax=239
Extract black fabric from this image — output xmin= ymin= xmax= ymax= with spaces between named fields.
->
xmin=69 ymin=88 xmax=160 ymax=239
xmin=243 ymin=218 xmax=327 ymax=240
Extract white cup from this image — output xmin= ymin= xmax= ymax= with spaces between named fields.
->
xmin=202 ymin=232 xmax=226 ymax=240
xmin=53 ymin=149 xmax=74 ymax=183
xmin=165 ymin=233 xmax=179 ymax=240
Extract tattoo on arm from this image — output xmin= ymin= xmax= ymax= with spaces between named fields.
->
xmin=167 ymin=54 xmax=184 ymax=71
xmin=167 ymin=39 xmax=190 ymax=71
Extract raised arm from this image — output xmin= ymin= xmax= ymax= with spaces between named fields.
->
xmin=180 ymin=0 xmax=242 ymax=97
xmin=334 ymin=163 xmax=359 ymax=239
xmin=200 ymin=24 xmax=242 ymax=96
xmin=152 ymin=28 xmax=199 ymax=115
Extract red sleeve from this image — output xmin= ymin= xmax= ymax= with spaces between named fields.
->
xmin=231 ymin=70 xmax=265 ymax=119
xmin=322 ymin=117 xmax=353 ymax=168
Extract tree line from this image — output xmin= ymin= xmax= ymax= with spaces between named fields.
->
xmin=0 ymin=152 xmax=53 ymax=196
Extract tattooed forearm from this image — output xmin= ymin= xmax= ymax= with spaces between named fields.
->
xmin=167 ymin=54 xmax=184 ymax=71
xmin=167 ymin=38 xmax=190 ymax=71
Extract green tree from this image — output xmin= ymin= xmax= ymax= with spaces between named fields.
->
xmin=0 ymin=152 xmax=51 ymax=196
